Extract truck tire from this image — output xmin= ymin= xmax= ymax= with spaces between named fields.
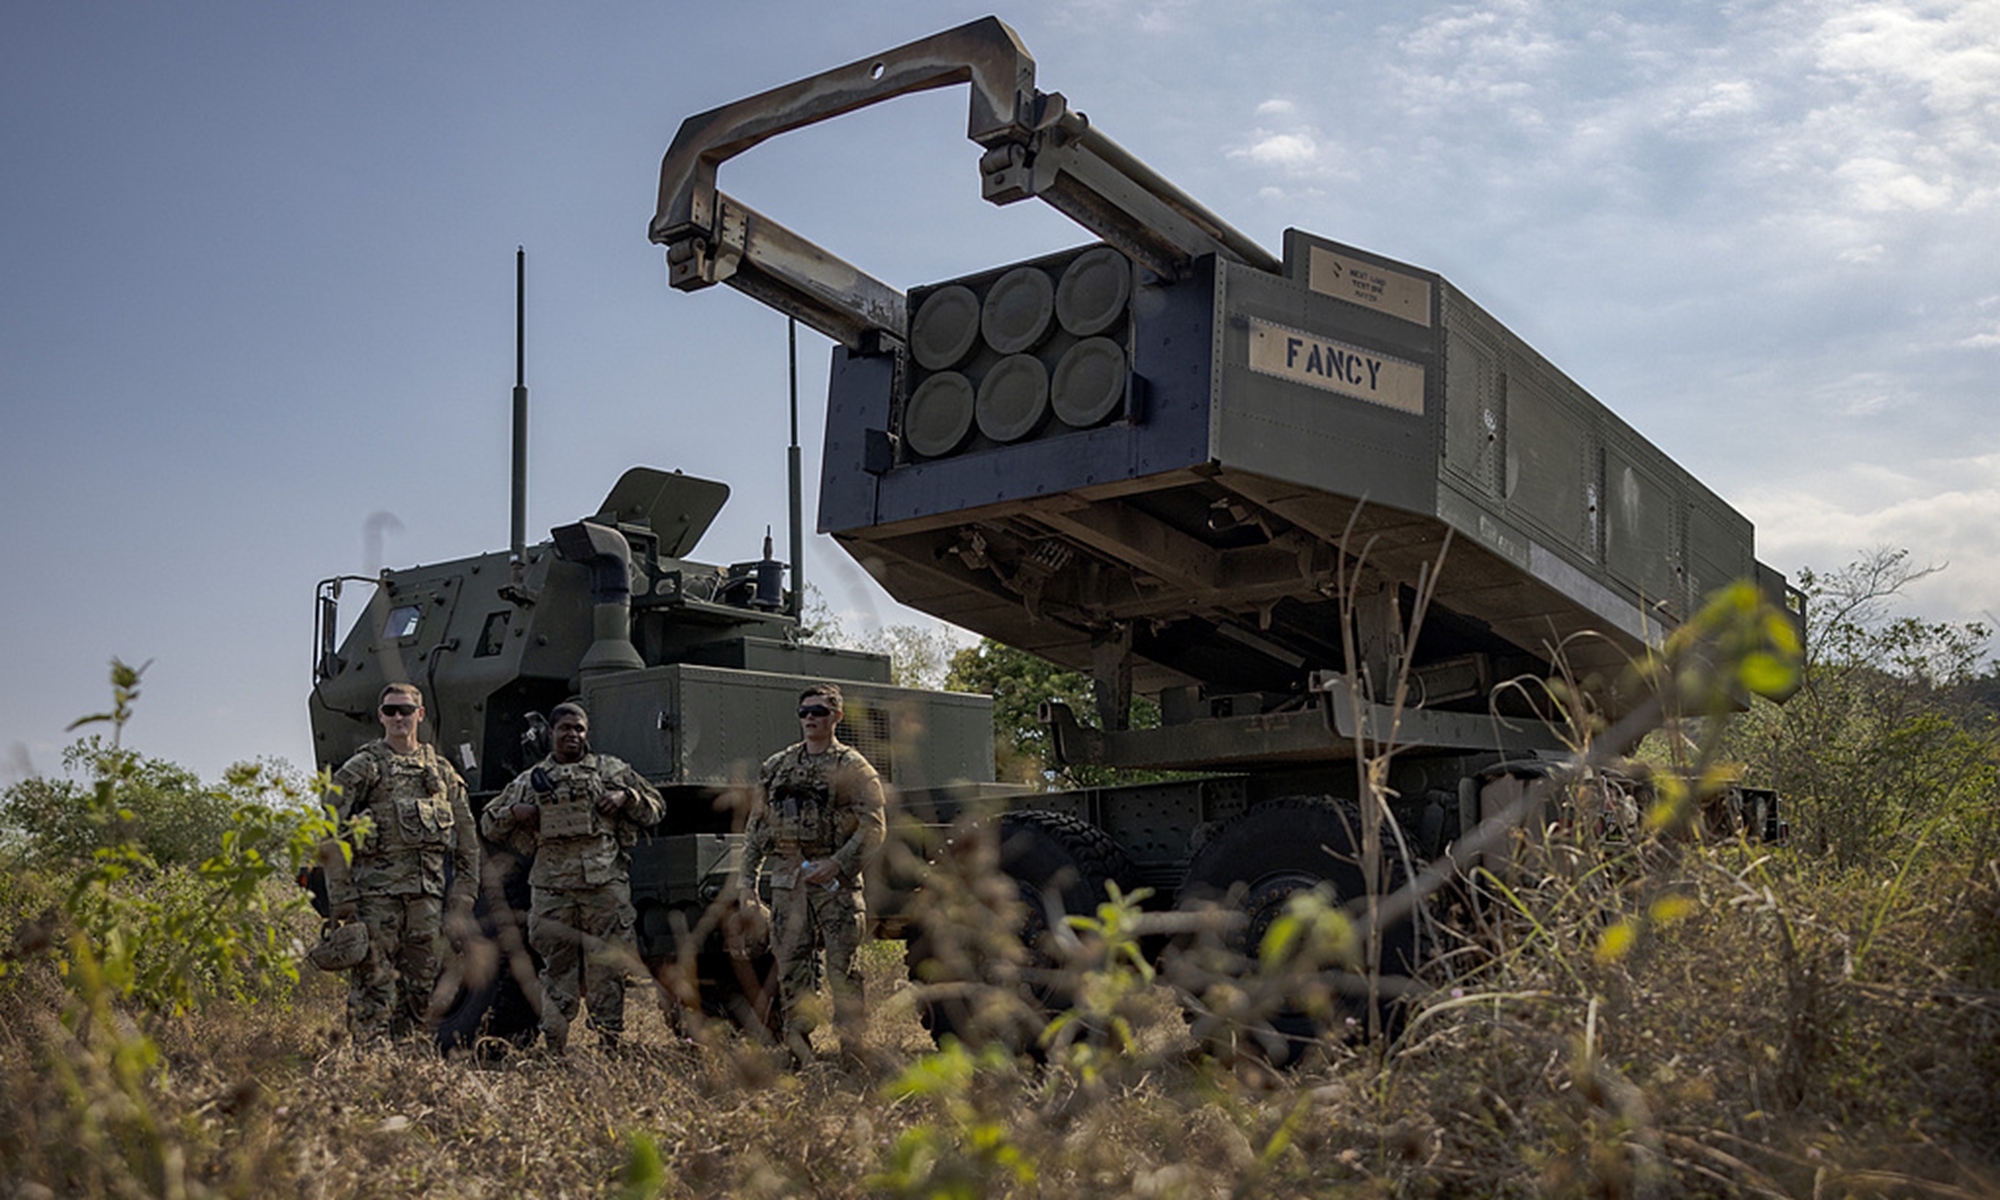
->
xmin=641 ymin=899 xmax=784 ymax=1042
xmin=908 ymin=808 xmax=1136 ymax=1053
xmin=434 ymin=849 xmax=541 ymax=1055
xmin=1171 ymin=796 xmax=1417 ymax=1066
xmin=433 ymin=946 xmax=540 ymax=1054
xmin=691 ymin=946 xmax=783 ymax=1039
xmin=433 ymin=912 xmax=541 ymax=1054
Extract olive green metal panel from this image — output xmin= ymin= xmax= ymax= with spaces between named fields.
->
xmin=594 ymin=467 xmax=730 ymax=558
xmin=1443 ymin=324 xmax=1504 ymax=499
xmin=1604 ymin=447 xmax=1681 ymax=616
xmin=1503 ymin=364 xmax=1595 ymax=558
xmin=1210 ymin=257 xmax=1438 ymax=517
xmin=679 ymin=635 xmax=893 ymax=682
xmin=630 ymin=833 xmax=736 ymax=914
xmin=1687 ymin=498 xmax=1754 ymax=615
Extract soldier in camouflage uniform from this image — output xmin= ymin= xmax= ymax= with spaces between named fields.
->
xmin=482 ymin=702 xmax=664 ymax=1050
xmin=739 ymin=683 xmax=886 ymax=1058
xmin=320 ymin=683 xmax=481 ymax=1046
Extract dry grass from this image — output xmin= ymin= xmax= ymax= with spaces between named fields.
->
xmin=4 ymin=838 xmax=1998 ymax=1199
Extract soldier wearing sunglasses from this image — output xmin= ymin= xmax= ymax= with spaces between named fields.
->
xmin=320 ymin=683 xmax=480 ymax=1048
xmin=738 ymin=683 xmax=886 ymax=1061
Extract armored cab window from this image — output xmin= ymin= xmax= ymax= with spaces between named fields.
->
xmin=475 ymin=610 xmax=511 ymax=657
xmin=383 ymin=604 xmax=423 ymax=641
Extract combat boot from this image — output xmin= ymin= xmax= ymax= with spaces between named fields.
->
xmin=781 ymin=1026 xmax=814 ymax=1071
xmin=541 ymin=1007 xmax=571 ymax=1055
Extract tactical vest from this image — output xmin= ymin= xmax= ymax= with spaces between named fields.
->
xmin=355 ymin=742 xmax=455 ymax=854
xmin=766 ymin=748 xmax=855 ymax=859
xmin=535 ymin=762 xmax=616 ymax=843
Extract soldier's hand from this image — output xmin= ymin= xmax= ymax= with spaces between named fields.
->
xmin=596 ymin=787 xmax=626 ymax=816
xmin=444 ymin=896 xmax=478 ymax=947
xmin=511 ymin=803 xmax=540 ymax=831
xmin=331 ymin=899 xmax=358 ymax=923
xmin=801 ymin=859 xmax=840 ymax=888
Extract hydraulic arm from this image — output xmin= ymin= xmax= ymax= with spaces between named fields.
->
xmin=649 ymin=15 xmax=1279 ymax=351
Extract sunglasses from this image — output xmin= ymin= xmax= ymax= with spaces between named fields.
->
xmin=797 ymin=706 xmax=835 ymax=719
xmin=379 ymin=703 xmax=419 ymax=717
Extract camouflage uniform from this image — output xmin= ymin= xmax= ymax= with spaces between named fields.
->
xmin=483 ymin=753 xmax=664 ymax=1046
xmin=740 ymin=739 xmax=886 ymax=1040
xmin=324 ymin=740 xmax=479 ymax=1043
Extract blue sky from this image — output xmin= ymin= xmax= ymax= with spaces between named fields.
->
xmin=4 ymin=0 xmax=1995 ymax=784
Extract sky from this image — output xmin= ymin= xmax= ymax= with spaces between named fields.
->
xmin=3 ymin=0 xmax=1995 ymax=786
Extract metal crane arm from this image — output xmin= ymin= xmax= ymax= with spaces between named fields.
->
xmin=648 ymin=15 xmax=1276 ymax=349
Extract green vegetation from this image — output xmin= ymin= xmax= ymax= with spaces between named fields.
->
xmin=798 ymin=584 xmax=966 ymax=691
xmin=0 ymin=659 xmax=338 ymax=1197
xmin=1716 ymin=547 xmax=1999 ymax=869
xmin=2 ymin=555 xmax=1995 ymax=1198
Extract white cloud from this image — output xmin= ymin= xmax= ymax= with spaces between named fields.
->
xmin=1680 ymin=79 xmax=1760 ymax=126
xmin=1817 ymin=1 xmax=2000 ymax=115
xmin=1047 ymin=0 xmax=1205 ymax=36
xmin=1835 ymin=155 xmax=1959 ymax=212
xmin=1399 ymin=0 xmax=1564 ymax=82
xmin=1048 ymin=0 xmax=2000 ymax=646
xmin=1960 ymin=296 xmax=2000 ymax=346
xmin=1805 ymin=0 xmax=2000 ymax=218
xmin=1742 ymin=451 xmax=2000 ymax=644
xmin=1238 ymin=131 xmax=1319 ymax=169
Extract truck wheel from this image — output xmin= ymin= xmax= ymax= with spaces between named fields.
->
xmin=1171 ymin=797 xmax=1417 ymax=1066
xmin=434 ymin=849 xmax=541 ymax=1055
xmin=644 ymin=904 xmax=784 ymax=1043
xmin=433 ymin=913 xmax=540 ymax=1054
xmin=694 ymin=947 xmax=783 ymax=1039
xmin=907 ymin=809 xmax=1135 ymax=1053
xmin=433 ymin=950 xmax=539 ymax=1054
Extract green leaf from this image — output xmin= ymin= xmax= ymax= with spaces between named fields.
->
xmin=615 ymin=1131 xmax=668 ymax=1200
xmin=1738 ymin=651 xmax=1798 ymax=698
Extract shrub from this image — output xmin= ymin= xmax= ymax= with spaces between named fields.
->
xmin=0 ymin=661 xmax=335 ymax=1015
xmin=1716 ymin=549 xmax=1999 ymax=869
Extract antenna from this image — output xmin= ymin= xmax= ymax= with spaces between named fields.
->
xmin=510 ymin=247 xmax=528 ymax=580
xmin=787 ymin=316 xmax=804 ymax=619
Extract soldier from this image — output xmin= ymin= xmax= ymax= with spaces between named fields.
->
xmin=482 ymin=701 xmax=663 ymax=1051
xmin=738 ymin=683 xmax=886 ymax=1060
xmin=320 ymin=683 xmax=480 ymax=1047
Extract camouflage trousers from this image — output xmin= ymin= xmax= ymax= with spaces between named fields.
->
xmin=528 ymin=884 xmax=637 ymax=1045
xmin=770 ymin=878 xmax=866 ymax=1039
xmin=350 ymin=891 xmax=443 ymax=1043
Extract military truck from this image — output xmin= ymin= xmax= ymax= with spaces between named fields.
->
xmin=645 ymin=17 xmax=1804 ymax=1053
xmin=314 ymin=16 xmax=1799 ymax=1057
xmin=307 ymin=466 xmax=1015 ymax=1045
